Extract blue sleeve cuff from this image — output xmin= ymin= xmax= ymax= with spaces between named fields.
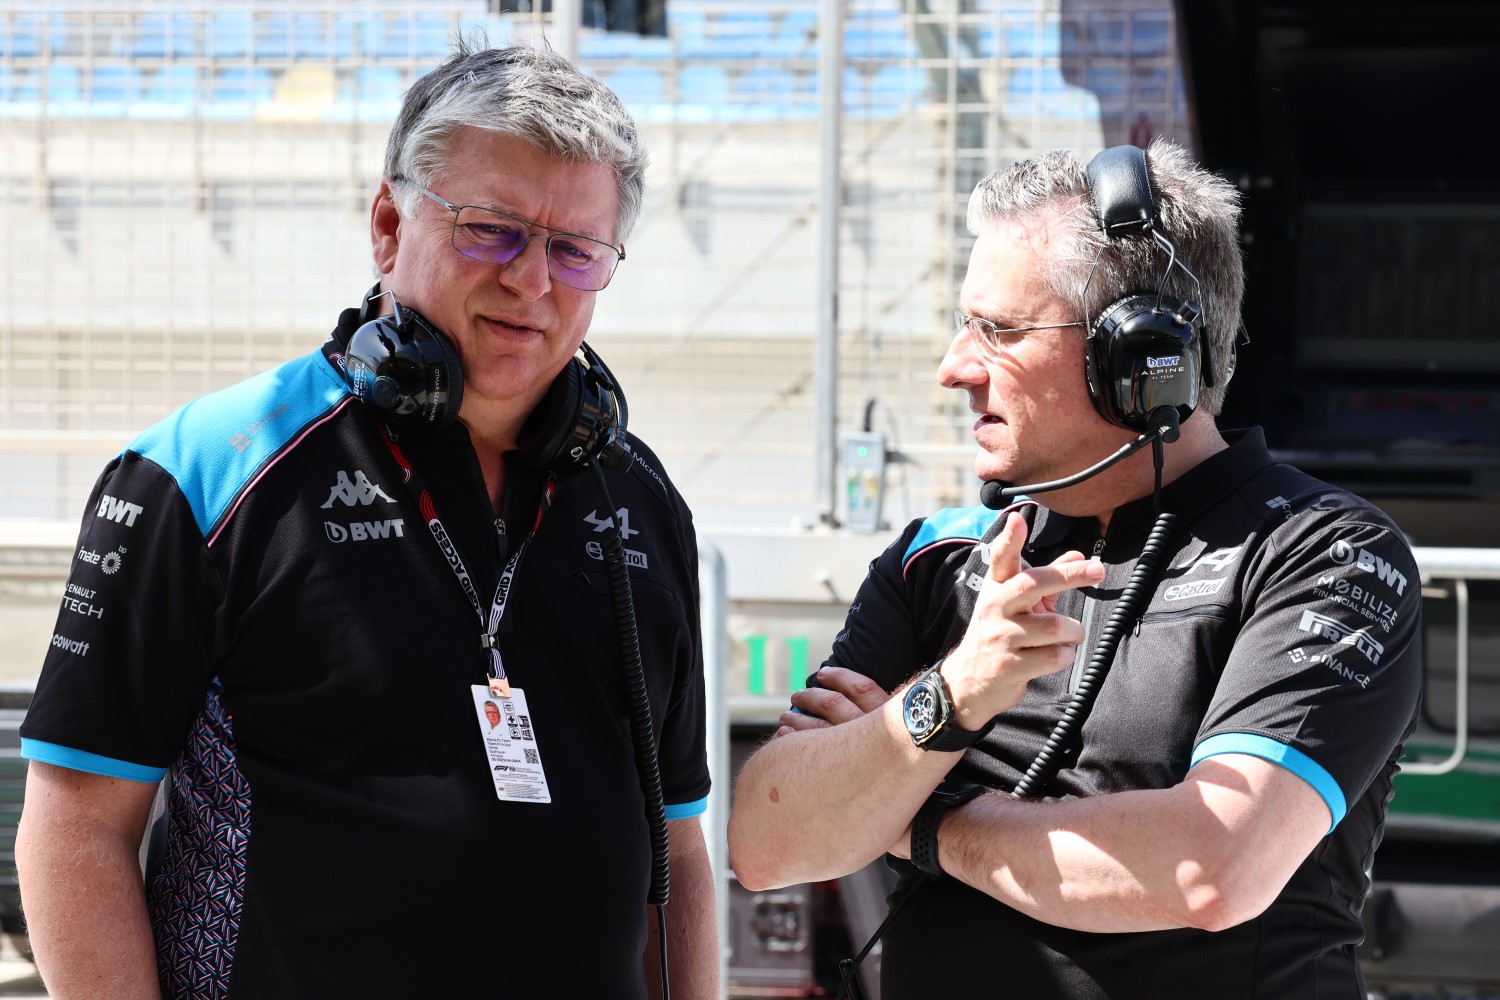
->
xmin=1191 ymin=732 xmax=1346 ymax=834
xmin=21 ymin=738 xmax=168 ymax=784
xmin=663 ymin=796 xmax=708 ymax=820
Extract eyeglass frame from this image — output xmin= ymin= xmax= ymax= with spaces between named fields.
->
xmin=392 ymin=175 xmax=627 ymax=291
xmin=953 ymin=310 xmax=1086 ymax=355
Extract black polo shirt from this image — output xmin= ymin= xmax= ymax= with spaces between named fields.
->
xmin=23 ymin=321 xmax=709 ymax=998
xmin=822 ymin=429 xmax=1423 ymax=1000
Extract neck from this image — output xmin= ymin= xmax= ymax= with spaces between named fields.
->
xmin=459 ymin=404 xmax=526 ymax=515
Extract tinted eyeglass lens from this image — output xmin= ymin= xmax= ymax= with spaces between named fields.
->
xmin=452 ymin=207 xmax=618 ymax=290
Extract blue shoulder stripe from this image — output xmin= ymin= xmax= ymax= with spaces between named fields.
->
xmin=22 ymin=738 xmax=167 ymax=784
xmin=902 ymin=506 xmax=1001 ymax=568
xmin=1192 ymin=732 xmax=1347 ymax=834
xmin=128 ymin=352 xmax=350 ymax=538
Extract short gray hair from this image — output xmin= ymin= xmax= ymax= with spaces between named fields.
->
xmin=966 ymin=140 xmax=1244 ymax=415
xmin=383 ymin=37 xmax=649 ymax=243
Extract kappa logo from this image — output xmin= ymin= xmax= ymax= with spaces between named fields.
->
xmin=324 ymin=519 xmax=406 ymax=543
xmin=321 ymin=470 xmax=394 ymax=508
xmin=1163 ymin=578 xmax=1226 ymax=602
xmin=1298 ymin=609 xmax=1384 ymax=666
xmin=1329 ymin=540 xmax=1408 ymax=596
xmin=583 ymin=507 xmax=639 ymax=540
xmin=96 ymin=494 xmax=143 ymax=527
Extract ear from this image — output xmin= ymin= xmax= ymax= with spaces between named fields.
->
xmin=370 ymin=179 xmax=402 ymax=276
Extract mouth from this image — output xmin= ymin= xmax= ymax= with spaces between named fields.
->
xmin=480 ymin=315 xmax=542 ymax=337
xmin=972 ymin=413 xmax=1004 ymax=433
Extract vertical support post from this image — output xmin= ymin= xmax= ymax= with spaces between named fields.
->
xmin=553 ymin=0 xmax=581 ymax=63
xmin=696 ymin=535 xmax=731 ymax=998
xmin=814 ymin=0 xmax=845 ymax=526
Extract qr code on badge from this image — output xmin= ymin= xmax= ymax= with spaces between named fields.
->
xmin=523 ymin=748 xmax=539 ymax=764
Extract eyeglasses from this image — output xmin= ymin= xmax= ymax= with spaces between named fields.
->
xmin=395 ymin=177 xmax=626 ymax=292
xmin=953 ymin=310 xmax=1085 ymax=354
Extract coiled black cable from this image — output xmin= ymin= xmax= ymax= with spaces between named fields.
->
xmin=1011 ymin=510 xmax=1180 ymax=799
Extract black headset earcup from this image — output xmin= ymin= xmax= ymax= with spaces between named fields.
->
xmin=1086 ymin=293 xmax=1200 ymax=431
xmin=517 ymin=357 xmax=586 ymax=470
xmin=343 ymin=309 xmax=463 ymax=426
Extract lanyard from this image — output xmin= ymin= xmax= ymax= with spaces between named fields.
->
xmin=375 ymin=421 xmax=555 ymax=696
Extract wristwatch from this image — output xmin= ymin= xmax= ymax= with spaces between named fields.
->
xmin=910 ymin=780 xmax=985 ymax=878
xmin=901 ymin=658 xmax=993 ymax=751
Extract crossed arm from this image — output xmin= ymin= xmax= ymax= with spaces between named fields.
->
xmin=728 ymin=515 xmax=1332 ymax=934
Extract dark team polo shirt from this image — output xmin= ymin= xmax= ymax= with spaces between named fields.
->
xmin=821 ymin=429 xmax=1423 ymax=1000
xmin=23 ymin=326 xmax=710 ymax=999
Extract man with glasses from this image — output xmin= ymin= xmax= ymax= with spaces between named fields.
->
xmin=729 ymin=141 xmax=1422 ymax=998
xmin=18 ymin=42 xmax=716 ymax=999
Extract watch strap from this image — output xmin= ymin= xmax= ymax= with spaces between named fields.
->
xmin=910 ymin=780 xmax=985 ymax=879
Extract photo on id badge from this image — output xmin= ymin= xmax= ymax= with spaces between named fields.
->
xmin=470 ymin=684 xmax=552 ymax=804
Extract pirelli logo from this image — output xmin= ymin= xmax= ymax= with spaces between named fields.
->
xmin=1298 ymin=609 xmax=1384 ymax=666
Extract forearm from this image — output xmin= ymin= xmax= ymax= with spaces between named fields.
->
xmin=17 ymin=812 xmax=161 ymax=999
xmin=643 ymin=818 xmax=719 ymax=1000
xmin=933 ymin=758 xmax=1327 ymax=934
xmin=728 ymin=696 xmax=956 ymax=889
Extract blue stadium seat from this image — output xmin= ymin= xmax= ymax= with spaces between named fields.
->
xmin=773 ymin=10 xmax=818 ymax=57
xmin=138 ymin=64 xmax=198 ymax=119
xmin=355 ymin=66 xmax=405 ymax=120
xmin=44 ymin=63 xmax=86 ymax=116
xmin=862 ymin=63 xmax=924 ymax=114
xmin=0 ymin=66 xmax=40 ymax=117
xmin=375 ymin=11 xmax=453 ymax=61
xmin=3 ymin=12 xmax=43 ymax=58
xmin=206 ymin=66 xmax=273 ymax=119
xmin=89 ymin=64 xmax=143 ymax=110
xmin=1129 ymin=13 xmax=1170 ymax=58
xmin=679 ymin=10 xmax=770 ymax=60
xmin=603 ymin=67 xmax=664 ymax=109
xmin=256 ymin=13 xmax=294 ymax=60
xmin=47 ymin=11 xmax=81 ymax=57
xmin=209 ymin=11 xmax=253 ymax=59
xmin=679 ymin=64 xmax=730 ymax=101
xmin=1007 ymin=21 xmax=1061 ymax=59
xmin=845 ymin=13 xmax=913 ymax=60
xmin=732 ymin=65 xmax=799 ymax=119
xmin=132 ymin=12 xmax=196 ymax=59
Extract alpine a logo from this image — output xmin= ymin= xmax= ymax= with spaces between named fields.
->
xmin=1146 ymin=356 xmax=1181 ymax=369
xmin=324 ymin=519 xmax=405 ymax=543
xmin=322 ymin=470 xmax=394 ymax=508
xmin=583 ymin=507 xmax=639 ymax=539
xmin=1329 ymin=540 xmax=1408 ymax=596
xmin=1298 ymin=609 xmax=1384 ymax=666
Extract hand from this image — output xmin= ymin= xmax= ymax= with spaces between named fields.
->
xmin=943 ymin=512 xmax=1105 ymax=730
xmin=773 ymin=665 xmax=889 ymax=738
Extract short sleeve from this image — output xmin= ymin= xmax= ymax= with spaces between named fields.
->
xmin=655 ymin=500 xmax=711 ymax=821
xmin=820 ymin=519 xmax=929 ymax=693
xmin=1191 ymin=511 xmax=1423 ymax=830
xmin=20 ymin=452 xmax=223 ymax=781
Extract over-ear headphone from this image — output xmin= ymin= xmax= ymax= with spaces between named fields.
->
xmin=1082 ymin=145 xmax=1215 ymax=432
xmin=343 ymin=284 xmax=632 ymax=474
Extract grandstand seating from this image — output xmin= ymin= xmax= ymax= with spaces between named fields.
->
xmin=0 ymin=2 xmax=1177 ymax=124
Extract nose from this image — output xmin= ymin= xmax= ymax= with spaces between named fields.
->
xmin=937 ymin=327 xmax=989 ymax=391
xmin=497 ymin=234 xmax=553 ymax=301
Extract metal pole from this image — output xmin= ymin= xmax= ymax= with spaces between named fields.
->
xmin=815 ymin=0 xmax=844 ymax=526
xmin=553 ymin=0 xmax=581 ymax=64
xmin=696 ymin=534 xmax=731 ymax=998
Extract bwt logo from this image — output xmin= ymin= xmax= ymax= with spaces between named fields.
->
xmin=1329 ymin=540 xmax=1408 ymax=596
xmin=1146 ymin=356 xmax=1181 ymax=369
xmin=95 ymin=494 xmax=143 ymax=527
xmin=324 ymin=519 xmax=405 ymax=543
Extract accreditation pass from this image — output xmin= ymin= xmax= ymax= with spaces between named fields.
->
xmin=470 ymin=685 xmax=552 ymax=803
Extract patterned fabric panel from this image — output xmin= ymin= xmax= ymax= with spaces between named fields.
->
xmin=147 ymin=683 xmax=251 ymax=999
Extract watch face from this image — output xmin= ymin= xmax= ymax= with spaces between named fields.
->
xmin=903 ymin=680 xmax=940 ymax=741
